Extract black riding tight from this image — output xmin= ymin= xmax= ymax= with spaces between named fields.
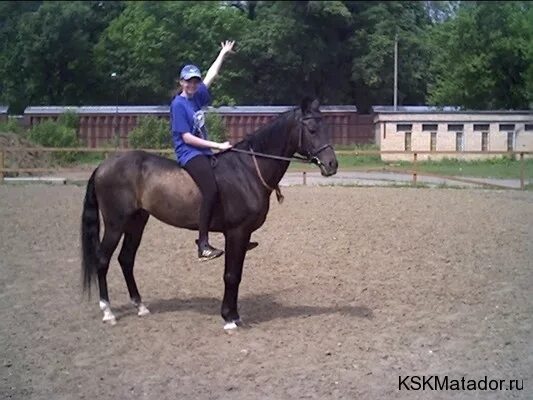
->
xmin=183 ymin=155 xmax=218 ymax=248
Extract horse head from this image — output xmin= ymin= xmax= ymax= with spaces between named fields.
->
xmin=296 ymin=98 xmax=338 ymax=177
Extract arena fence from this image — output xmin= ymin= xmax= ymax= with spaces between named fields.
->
xmin=0 ymin=147 xmax=530 ymax=190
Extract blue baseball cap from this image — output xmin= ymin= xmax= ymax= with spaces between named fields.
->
xmin=180 ymin=64 xmax=202 ymax=81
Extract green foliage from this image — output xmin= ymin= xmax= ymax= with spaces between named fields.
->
xmin=0 ymin=1 xmax=531 ymax=113
xmin=128 ymin=112 xmax=226 ymax=149
xmin=394 ymin=156 xmax=533 ymax=179
xmin=428 ymin=1 xmax=533 ymax=109
xmin=129 ymin=116 xmax=171 ymax=149
xmin=94 ymin=1 xmax=249 ymax=105
xmin=28 ymin=120 xmax=78 ymax=148
xmin=348 ymin=1 xmax=433 ymax=112
xmin=27 ymin=117 xmax=80 ymax=164
xmin=205 ymin=111 xmax=227 ymax=143
xmin=0 ymin=1 xmax=124 ymax=112
xmin=0 ymin=118 xmax=24 ymax=134
xmin=57 ymin=110 xmax=80 ymax=130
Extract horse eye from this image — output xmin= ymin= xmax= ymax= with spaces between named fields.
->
xmin=307 ymin=123 xmax=317 ymax=134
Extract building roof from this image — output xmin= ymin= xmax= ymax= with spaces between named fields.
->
xmin=372 ymin=105 xmax=533 ymax=115
xmin=24 ymin=104 xmax=358 ymax=115
xmin=214 ymin=105 xmax=358 ymax=113
xmin=24 ymin=106 xmax=170 ymax=115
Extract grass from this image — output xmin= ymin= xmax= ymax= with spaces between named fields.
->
xmin=2 ymin=128 xmax=530 ymax=181
xmin=393 ymin=157 xmax=532 ymax=179
xmin=289 ymin=144 xmax=383 ymax=171
xmin=70 ymin=152 xmax=107 ymax=166
xmin=290 ymin=151 xmax=532 ymax=180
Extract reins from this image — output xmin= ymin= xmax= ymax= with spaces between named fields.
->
xmin=224 ymin=115 xmax=333 ymax=204
xmin=248 ymin=147 xmax=285 ymax=204
xmin=228 ymin=147 xmax=311 ymax=163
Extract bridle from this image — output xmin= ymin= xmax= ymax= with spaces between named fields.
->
xmin=229 ymin=115 xmax=332 ymax=164
xmin=297 ymin=116 xmax=334 ymax=167
xmin=228 ymin=114 xmax=333 ymax=203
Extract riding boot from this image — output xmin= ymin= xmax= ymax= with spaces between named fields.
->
xmin=195 ymin=239 xmax=258 ymax=255
xmin=196 ymin=239 xmax=224 ymax=261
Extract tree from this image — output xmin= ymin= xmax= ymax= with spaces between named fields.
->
xmin=0 ymin=1 xmax=124 ymax=113
xmin=428 ymin=1 xmax=533 ymax=109
xmin=94 ymin=1 xmax=250 ymax=105
xmin=0 ymin=1 xmax=43 ymax=111
xmin=227 ymin=1 xmax=354 ymax=105
xmin=2 ymin=0 xmax=529 ymax=113
xmin=347 ymin=1 xmax=434 ymax=112
xmin=424 ymin=0 xmax=460 ymax=23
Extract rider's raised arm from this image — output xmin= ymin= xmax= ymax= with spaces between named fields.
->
xmin=203 ymin=40 xmax=235 ymax=88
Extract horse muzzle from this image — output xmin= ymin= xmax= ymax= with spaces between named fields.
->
xmin=312 ymin=156 xmax=338 ymax=177
xmin=310 ymin=145 xmax=338 ymax=177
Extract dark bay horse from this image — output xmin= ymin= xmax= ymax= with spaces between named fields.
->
xmin=81 ymin=98 xmax=338 ymax=329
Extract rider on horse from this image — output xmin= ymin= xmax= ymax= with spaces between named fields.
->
xmin=170 ymin=41 xmax=235 ymax=261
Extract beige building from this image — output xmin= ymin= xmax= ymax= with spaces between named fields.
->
xmin=373 ymin=106 xmax=533 ymax=161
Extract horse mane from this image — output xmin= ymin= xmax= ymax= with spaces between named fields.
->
xmin=231 ymin=107 xmax=299 ymax=152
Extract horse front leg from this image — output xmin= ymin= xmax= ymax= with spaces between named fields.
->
xmin=221 ymin=228 xmax=251 ymax=330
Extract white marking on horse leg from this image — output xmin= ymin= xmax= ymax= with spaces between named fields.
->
xmin=99 ymin=300 xmax=116 ymax=325
xmin=130 ymin=299 xmax=150 ymax=317
xmin=223 ymin=319 xmax=242 ymax=331
xmin=224 ymin=322 xmax=238 ymax=330
xmin=137 ymin=303 xmax=150 ymax=317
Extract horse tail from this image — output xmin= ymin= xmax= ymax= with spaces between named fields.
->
xmin=81 ymin=168 xmax=100 ymax=297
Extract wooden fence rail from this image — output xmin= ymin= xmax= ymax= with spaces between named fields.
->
xmin=0 ymin=147 xmax=530 ymax=189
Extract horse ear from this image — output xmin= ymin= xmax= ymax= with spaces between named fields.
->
xmin=301 ymin=97 xmax=313 ymax=114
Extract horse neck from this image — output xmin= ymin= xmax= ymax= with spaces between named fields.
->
xmin=249 ymin=114 xmax=299 ymax=188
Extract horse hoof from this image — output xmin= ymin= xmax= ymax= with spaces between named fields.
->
xmin=224 ymin=322 xmax=238 ymax=330
xmin=103 ymin=315 xmax=117 ymax=325
xmin=223 ymin=319 xmax=242 ymax=331
xmin=137 ymin=305 xmax=150 ymax=317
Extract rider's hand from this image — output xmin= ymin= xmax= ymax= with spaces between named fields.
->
xmin=220 ymin=40 xmax=235 ymax=57
xmin=218 ymin=141 xmax=232 ymax=151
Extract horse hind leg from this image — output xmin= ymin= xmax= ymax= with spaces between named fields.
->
xmin=97 ymin=227 xmax=123 ymax=325
xmin=118 ymin=210 xmax=150 ymax=317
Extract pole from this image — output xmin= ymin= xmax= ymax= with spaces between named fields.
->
xmin=394 ymin=33 xmax=398 ymax=111
xmin=303 ymin=171 xmax=307 ymax=186
xmin=111 ymin=72 xmax=119 ymax=148
xmin=520 ymin=152 xmax=525 ymax=190
xmin=0 ymin=149 xmax=4 ymax=184
xmin=413 ymin=152 xmax=418 ymax=186
xmin=115 ymin=90 xmax=119 ymax=148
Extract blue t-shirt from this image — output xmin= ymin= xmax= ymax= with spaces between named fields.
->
xmin=170 ymin=82 xmax=213 ymax=166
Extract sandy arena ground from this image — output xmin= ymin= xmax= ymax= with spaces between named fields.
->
xmin=0 ymin=184 xmax=531 ymax=400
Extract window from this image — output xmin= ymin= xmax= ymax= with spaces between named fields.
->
xmin=499 ymin=124 xmax=515 ymax=131
xmin=456 ymin=132 xmax=464 ymax=152
xmin=422 ymin=124 xmax=438 ymax=131
xmin=430 ymin=132 xmax=437 ymax=151
xmin=448 ymin=124 xmax=464 ymax=131
xmin=481 ymin=132 xmax=489 ymax=151
xmin=525 ymin=124 xmax=533 ymax=131
xmin=397 ymin=124 xmax=412 ymax=132
xmin=405 ymin=132 xmax=412 ymax=151
xmin=474 ymin=124 xmax=489 ymax=131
